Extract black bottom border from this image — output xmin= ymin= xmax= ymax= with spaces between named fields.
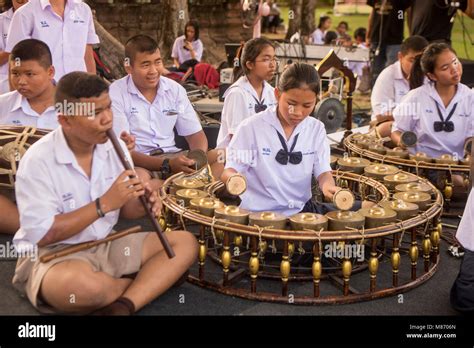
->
xmin=0 ymin=315 xmax=473 ymax=346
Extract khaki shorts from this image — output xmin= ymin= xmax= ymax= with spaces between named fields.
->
xmin=12 ymin=231 xmax=152 ymax=314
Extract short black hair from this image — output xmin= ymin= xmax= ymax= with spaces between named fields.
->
xmin=55 ymin=72 xmax=109 ymax=105
xmin=324 ymin=31 xmax=338 ymax=45
xmin=337 ymin=21 xmax=349 ymax=30
xmin=401 ymin=35 xmax=429 ymax=55
xmin=354 ymin=27 xmax=367 ymax=41
xmin=10 ymin=39 xmax=52 ymax=69
xmin=185 ymin=20 xmax=200 ymax=41
xmin=125 ymin=35 xmax=159 ymax=66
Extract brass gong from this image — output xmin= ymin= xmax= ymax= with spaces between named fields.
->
xmin=326 ymin=210 xmax=365 ymax=231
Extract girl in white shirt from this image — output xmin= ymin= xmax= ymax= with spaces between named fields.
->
xmin=171 ymin=20 xmax=204 ymax=68
xmin=310 ymin=16 xmax=332 ymax=45
xmin=216 ymin=37 xmax=278 ymax=149
xmin=221 ymin=62 xmax=340 ymax=217
xmin=392 ymin=43 xmax=474 ymax=187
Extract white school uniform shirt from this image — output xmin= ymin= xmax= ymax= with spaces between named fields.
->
xmin=216 ymin=76 xmax=277 ymax=149
xmin=0 ymin=90 xmax=58 ymax=129
xmin=457 ymin=189 xmax=474 ymax=252
xmin=0 ymin=9 xmax=13 ymax=74
xmin=225 ymin=106 xmax=332 ymax=217
xmin=310 ymin=28 xmax=325 ymax=44
xmin=393 ymin=82 xmax=474 ymax=159
xmin=110 ymin=75 xmax=202 ymax=154
xmin=13 ymin=127 xmax=132 ymax=250
xmin=5 ymin=0 xmax=100 ymax=81
xmin=171 ymin=35 xmax=203 ymax=65
xmin=371 ymin=60 xmax=410 ymax=120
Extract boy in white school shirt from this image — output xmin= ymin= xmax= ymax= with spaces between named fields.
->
xmin=0 ymin=38 xmax=57 ymax=128
xmin=12 ymin=72 xmax=198 ymax=315
xmin=370 ymin=35 xmax=428 ymax=137
xmin=5 ymin=0 xmax=99 ymax=81
xmin=110 ymin=35 xmax=211 ymax=177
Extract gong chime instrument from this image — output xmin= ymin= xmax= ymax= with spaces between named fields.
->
xmin=160 ymin=167 xmax=442 ymax=305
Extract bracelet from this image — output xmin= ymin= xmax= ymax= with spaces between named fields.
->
xmin=95 ymin=198 xmax=105 ymax=218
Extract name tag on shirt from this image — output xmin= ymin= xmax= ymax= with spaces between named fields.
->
xmin=164 ymin=109 xmax=178 ymax=116
xmin=62 ymin=192 xmax=76 ymax=210
xmin=40 ymin=21 xmax=50 ymax=28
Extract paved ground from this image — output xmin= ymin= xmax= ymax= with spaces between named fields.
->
xmin=0 ymin=216 xmax=463 ymax=316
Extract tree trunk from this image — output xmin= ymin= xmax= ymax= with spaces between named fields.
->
xmin=94 ymin=18 xmax=126 ymax=80
xmin=285 ymin=0 xmax=303 ymax=40
xmin=158 ymin=0 xmax=189 ymax=61
xmin=302 ymin=0 xmax=317 ymax=36
xmin=285 ymin=0 xmax=317 ymax=40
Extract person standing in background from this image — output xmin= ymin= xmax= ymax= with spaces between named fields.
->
xmin=409 ymin=0 xmax=467 ymax=44
xmin=5 ymin=0 xmax=99 ymax=81
xmin=366 ymin=0 xmax=411 ymax=85
xmin=0 ymin=0 xmax=28 ymax=94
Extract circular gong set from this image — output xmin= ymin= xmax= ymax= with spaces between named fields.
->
xmin=0 ymin=126 xmax=456 ymax=305
xmin=160 ymin=159 xmax=444 ymax=304
xmin=0 ymin=126 xmax=50 ymax=190
xmin=344 ymin=132 xmax=471 ymax=213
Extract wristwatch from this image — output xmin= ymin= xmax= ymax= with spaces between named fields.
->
xmin=161 ymin=158 xmax=171 ymax=177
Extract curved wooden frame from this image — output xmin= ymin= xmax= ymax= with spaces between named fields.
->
xmin=160 ymin=171 xmax=443 ymax=305
xmin=344 ymin=133 xmax=471 ymax=173
xmin=0 ymin=126 xmax=51 ymax=189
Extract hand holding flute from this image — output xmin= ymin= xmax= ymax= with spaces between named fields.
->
xmin=105 ymin=129 xmax=175 ymax=258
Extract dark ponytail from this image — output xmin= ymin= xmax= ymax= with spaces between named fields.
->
xmin=232 ymin=38 xmax=275 ymax=83
xmin=3 ymin=0 xmax=13 ymax=11
xmin=278 ymin=62 xmax=320 ymax=95
xmin=409 ymin=54 xmax=424 ymax=90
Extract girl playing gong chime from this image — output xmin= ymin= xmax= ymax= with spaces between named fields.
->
xmin=221 ymin=62 xmax=350 ymax=217
xmin=391 ymin=43 xmax=474 ymax=172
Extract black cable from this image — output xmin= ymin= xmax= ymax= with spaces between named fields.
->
xmin=375 ymin=0 xmax=387 ymax=57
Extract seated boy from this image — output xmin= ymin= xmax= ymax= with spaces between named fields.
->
xmin=370 ymin=35 xmax=428 ymax=137
xmin=12 ymin=72 xmax=198 ymax=315
xmin=0 ymin=39 xmax=57 ymax=128
xmin=110 ymin=35 xmax=218 ymax=178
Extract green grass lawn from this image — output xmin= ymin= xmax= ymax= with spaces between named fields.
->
xmin=278 ymin=6 xmax=474 ymax=59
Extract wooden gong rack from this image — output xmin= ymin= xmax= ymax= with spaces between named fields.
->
xmin=160 ymin=171 xmax=443 ymax=305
